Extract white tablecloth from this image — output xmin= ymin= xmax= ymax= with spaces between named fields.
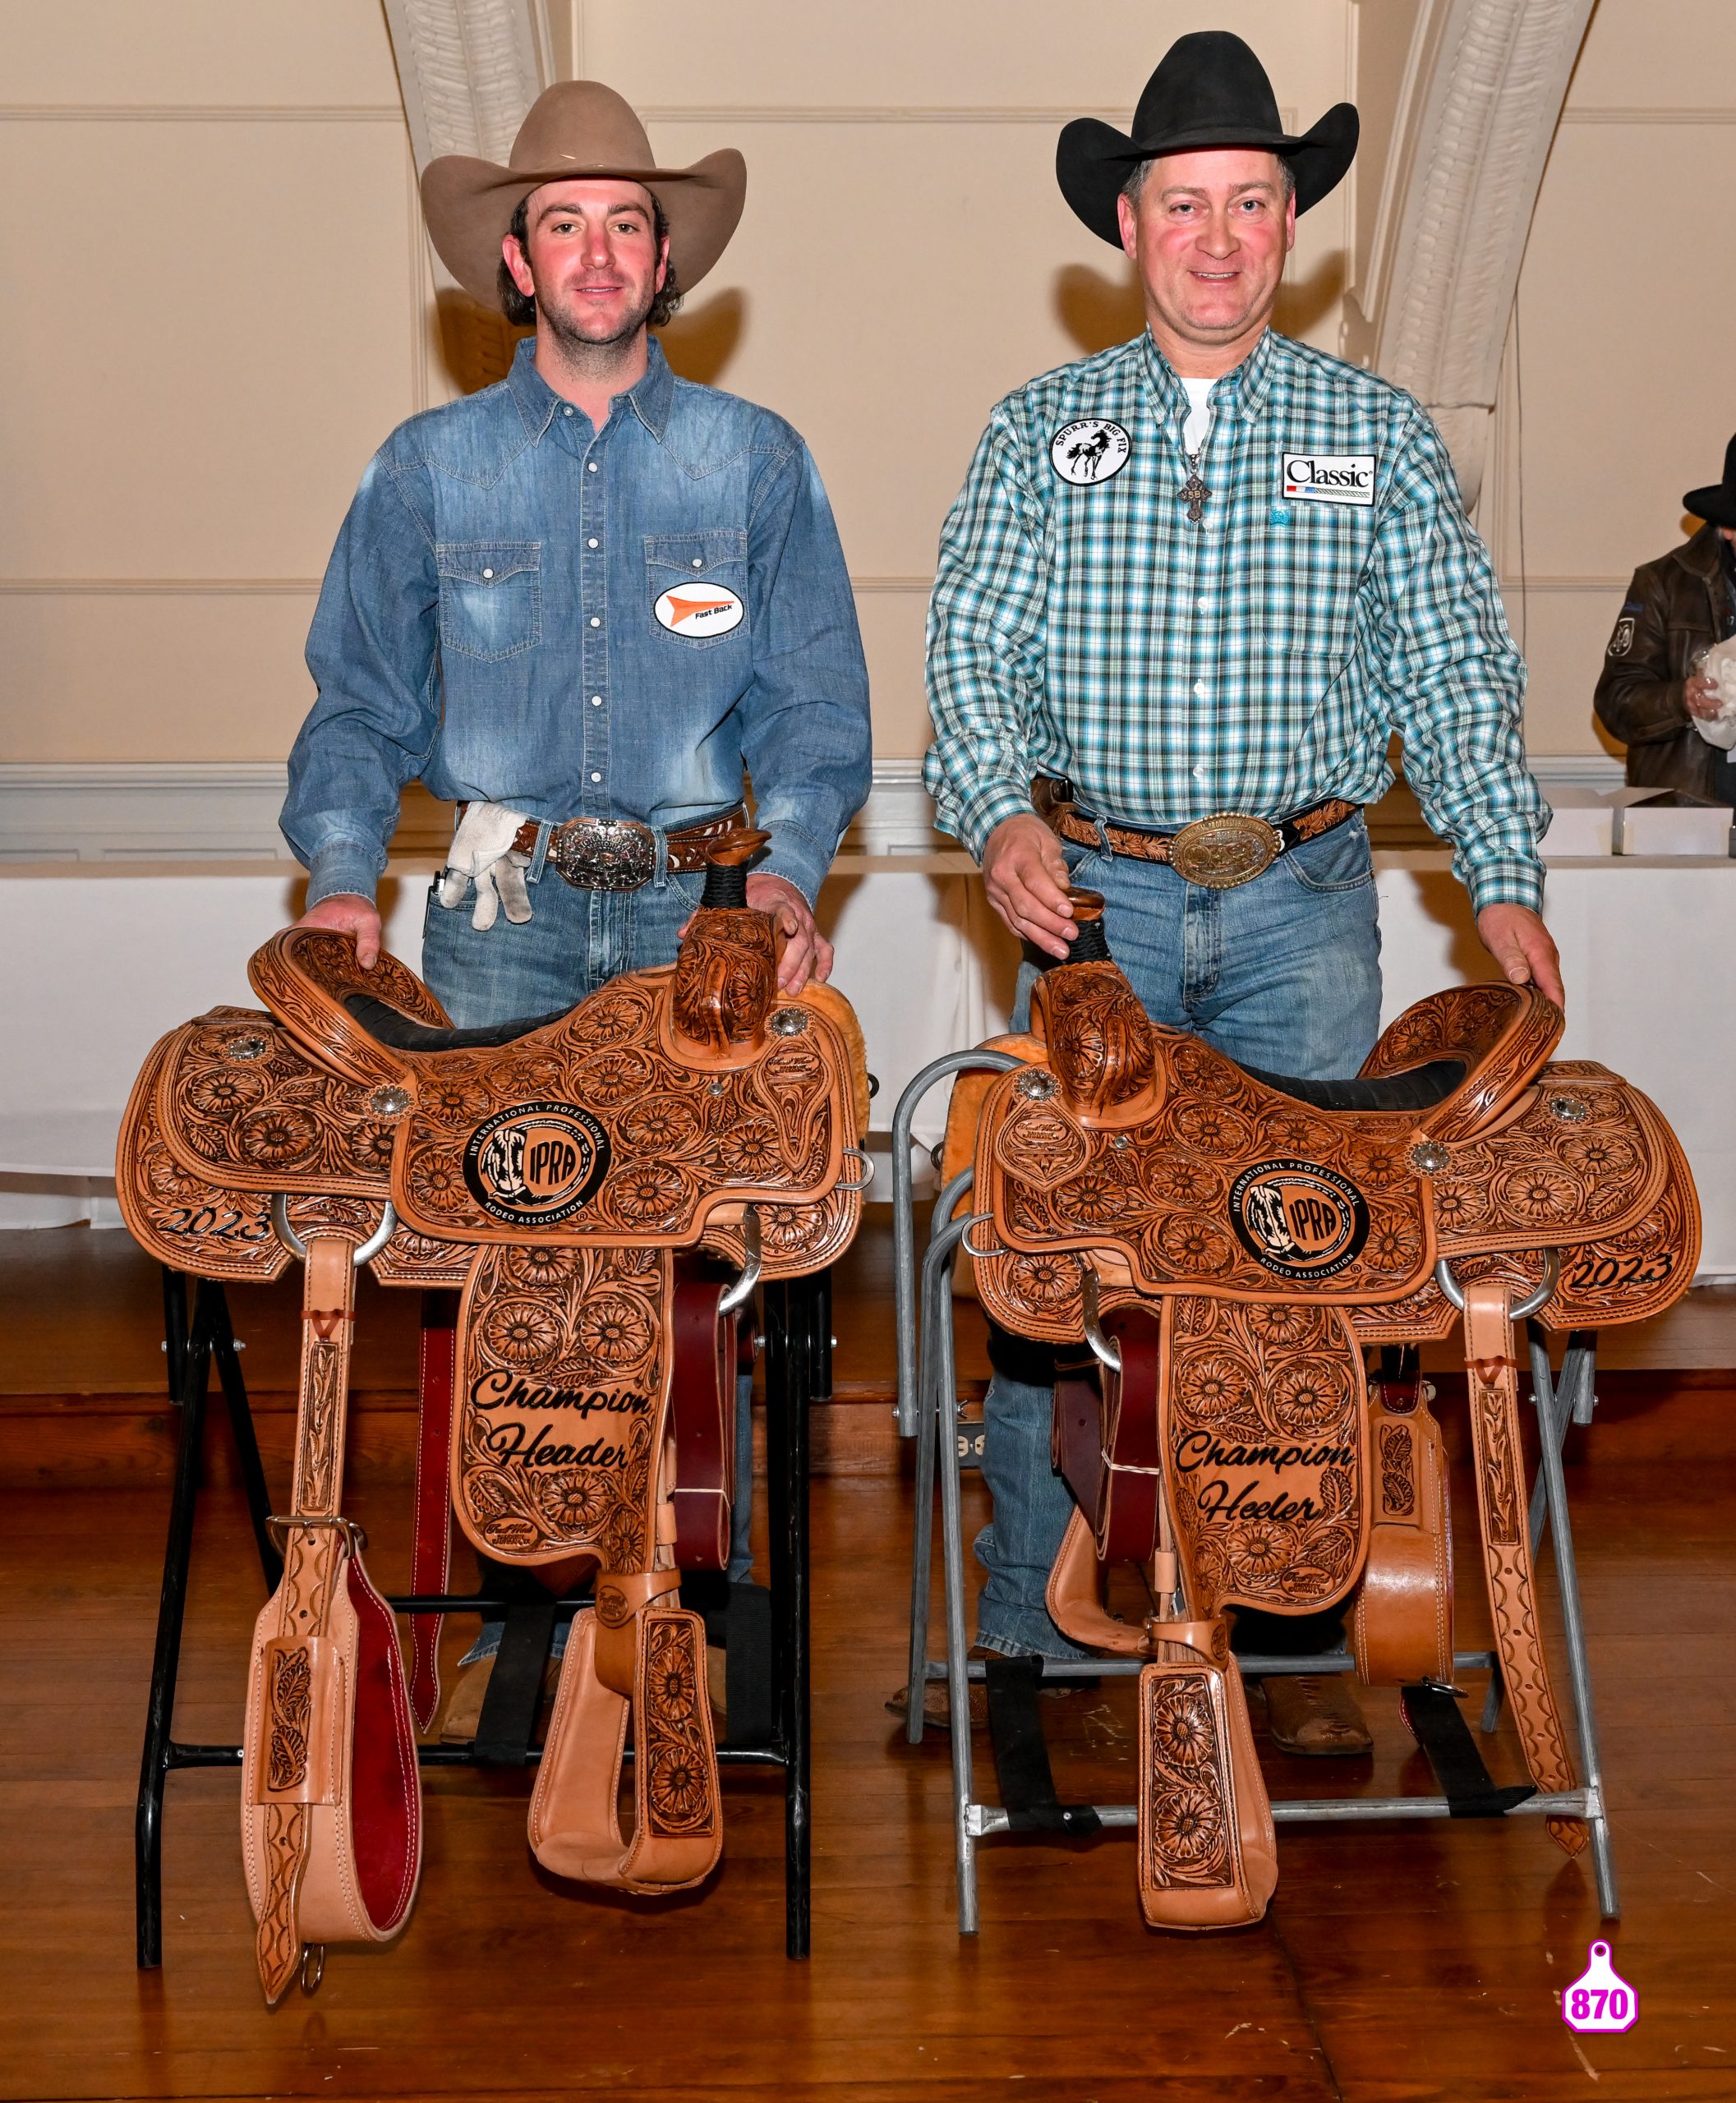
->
xmin=4 ymin=854 xmax=1731 ymax=1274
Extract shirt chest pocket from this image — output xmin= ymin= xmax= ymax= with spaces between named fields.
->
xmin=1256 ymin=507 xmax=1369 ymax=662
xmin=436 ymin=541 xmax=541 ymax=662
xmin=645 ymin=529 xmax=749 ymax=649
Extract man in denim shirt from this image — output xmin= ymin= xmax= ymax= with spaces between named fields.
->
xmin=282 ymin=82 xmax=870 ymax=1727
xmin=283 ymin=81 xmax=869 ymax=1007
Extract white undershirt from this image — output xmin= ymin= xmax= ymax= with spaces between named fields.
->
xmin=1181 ymin=376 xmax=1214 ymax=457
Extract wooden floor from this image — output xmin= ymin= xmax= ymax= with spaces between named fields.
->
xmin=4 ymin=1222 xmax=1735 ymax=2101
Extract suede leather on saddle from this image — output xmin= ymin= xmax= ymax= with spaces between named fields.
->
xmin=958 ymin=893 xmax=1697 ymax=1930
xmin=117 ymin=839 xmax=868 ymax=2001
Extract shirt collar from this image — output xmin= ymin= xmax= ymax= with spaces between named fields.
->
xmin=1137 ymin=324 xmax=1280 ymax=426
xmin=506 ymin=333 xmax=675 ymax=441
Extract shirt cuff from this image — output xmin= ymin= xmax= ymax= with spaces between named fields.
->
xmin=1463 ymin=856 xmax=1545 ymax=917
xmin=305 ymin=835 xmax=386 ymax=909
xmin=757 ymin=821 xmax=829 ymax=907
xmin=947 ymin=783 xmax=1038 ymax=862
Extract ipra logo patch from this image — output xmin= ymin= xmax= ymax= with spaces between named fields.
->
xmin=462 ymin=1101 xmax=610 ymax=1226
xmin=1228 ymin=1157 xmax=1370 ymax=1279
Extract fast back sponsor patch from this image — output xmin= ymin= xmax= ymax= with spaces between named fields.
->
xmin=1282 ymin=453 xmax=1376 ymax=507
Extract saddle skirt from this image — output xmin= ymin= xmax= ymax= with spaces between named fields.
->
xmin=119 ymin=891 xmax=868 ymax=1997
xmin=960 ymin=913 xmax=1698 ymax=1930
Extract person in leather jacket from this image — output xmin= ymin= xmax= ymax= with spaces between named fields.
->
xmin=1594 ymin=434 xmax=1736 ymax=802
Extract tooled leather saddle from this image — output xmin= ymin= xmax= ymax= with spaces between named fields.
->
xmin=956 ymin=893 xmax=1698 ymax=1930
xmin=117 ymin=835 xmax=868 ymax=2001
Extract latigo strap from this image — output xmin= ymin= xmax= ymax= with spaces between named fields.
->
xmin=1462 ymin=1280 xmax=1586 ymax=1857
xmin=240 ymin=1231 xmax=421 ymax=2004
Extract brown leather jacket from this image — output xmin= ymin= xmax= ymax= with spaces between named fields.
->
xmin=1594 ymin=523 xmax=1736 ymax=800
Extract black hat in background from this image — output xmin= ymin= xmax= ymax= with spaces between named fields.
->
xmin=1684 ymin=434 xmax=1736 ymax=529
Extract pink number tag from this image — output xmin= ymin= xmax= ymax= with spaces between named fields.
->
xmin=1563 ymin=1941 xmax=1637 ymax=2034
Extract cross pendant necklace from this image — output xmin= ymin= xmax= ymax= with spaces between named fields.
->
xmin=1179 ymin=444 xmax=1210 ymax=524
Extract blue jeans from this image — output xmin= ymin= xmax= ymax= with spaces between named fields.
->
xmin=974 ymin=816 xmax=1384 ymax=1659
xmin=421 ymin=856 xmax=757 ymax=1667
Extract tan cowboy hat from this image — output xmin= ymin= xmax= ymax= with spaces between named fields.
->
xmin=420 ymin=81 xmax=746 ymax=306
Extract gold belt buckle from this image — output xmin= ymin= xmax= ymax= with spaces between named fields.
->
xmin=1167 ymin=812 xmax=1282 ymax=889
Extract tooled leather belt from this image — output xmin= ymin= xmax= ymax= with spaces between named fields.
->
xmin=1036 ymin=777 xmax=1358 ymax=890
xmin=456 ymin=804 xmax=747 ymax=891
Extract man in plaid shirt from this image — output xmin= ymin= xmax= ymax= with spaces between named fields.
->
xmin=920 ymin=34 xmax=1561 ymax=1751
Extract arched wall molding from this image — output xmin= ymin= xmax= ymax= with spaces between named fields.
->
xmin=1346 ymin=0 xmax=1595 ymax=508
xmin=380 ymin=0 xmax=557 ymax=392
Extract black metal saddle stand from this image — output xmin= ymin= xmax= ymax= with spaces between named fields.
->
xmin=136 ymin=1264 xmax=828 ymax=1968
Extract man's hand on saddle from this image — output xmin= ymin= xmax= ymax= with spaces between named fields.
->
xmin=297 ymin=893 xmax=383 ymax=969
xmin=1476 ymin=902 xmax=1564 ymax=1008
xmin=983 ymin=811 xmax=1078 ymax=959
xmin=744 ymin=873 xmax=834 ymax=993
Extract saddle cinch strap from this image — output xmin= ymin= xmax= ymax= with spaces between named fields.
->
xmin=240 ymin=1231 xmax=421 ymax=2004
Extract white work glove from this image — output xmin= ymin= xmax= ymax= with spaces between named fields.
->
xmin=436 ymin=802 xmax=535 ymax=929
xmin=1689 ymin=637 xmax=1736 ymax=750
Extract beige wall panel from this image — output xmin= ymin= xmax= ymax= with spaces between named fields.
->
xmin=1498 ymin=587 xmax=1627 ymax=759
xmin=0 ymin=594 xmax=316 ymax=763
xmin=1510 ymin=118 xmax=1734 ymax=578
xmin=583 ymin=0 xmax=1349 ymax=114
xmin=0 ymin=2 xmax=399 ymax=105
xmin=655 ymin=117 xmax=1351 ymax=585
xmin=0 ymin=119 xmax=417 ymax=579
xmin=852 ymin=587 xmax=932 ymax=761
xmin=1562 ymin=0 xmax=1736 ymax=106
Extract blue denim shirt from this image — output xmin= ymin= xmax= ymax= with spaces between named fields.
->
xmin=283 ymin=338 xmax=871 ymax=905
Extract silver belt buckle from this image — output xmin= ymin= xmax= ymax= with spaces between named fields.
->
xmin=547 ymin=817 xmax=656 ymax=891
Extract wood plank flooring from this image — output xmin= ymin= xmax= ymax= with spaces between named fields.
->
xmin=2 ymin=1226 xmax=1734 ymax=2100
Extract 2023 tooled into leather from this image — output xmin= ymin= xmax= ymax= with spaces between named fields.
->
xmin=954 ymin=889 xmax=1697 ymax=1930
xmin=116 ymin=833 xmax=869 ymax=2000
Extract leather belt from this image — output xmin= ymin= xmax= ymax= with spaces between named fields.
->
xmin=456 ymin=804 xmax=746 ymax=892
xmin=1038 ymin=779 xmax=1358 ymax=890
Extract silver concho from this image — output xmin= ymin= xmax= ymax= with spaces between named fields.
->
xmin=1548 ymin=1094 xmax=1590 ymax=1124
xmin=1410 ymin=1139 xmax=1450 ymax=1176
xmin=770 ymin=1009 xmax=808 ymax=1038
xmin=1016 ymin=1070 xmax=1057 ymax=1101
xmin=223 ymin=1034 xmax=269 ymax=1061
xmin=369 ymin=1085 xmax=412 ymax=1117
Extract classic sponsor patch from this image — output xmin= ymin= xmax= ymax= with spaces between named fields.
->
xmin=1228 ymin=1157 xmax=1370 ymax=1280
xmin=653 ymin=582 xmax=744 ymax=637
xmin=1607 ymin=615 xmax=1635 ymax=659
xmin=463 ymin=1101 xmax=610 ymax=1226
xmin=1282 ymin=452 xmax=1376 ymax=507
xmin=1049 ymin=419 xmax=1131 ymax=485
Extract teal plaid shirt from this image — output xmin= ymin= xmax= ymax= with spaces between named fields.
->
xmin=923 ymin=329 xmax=1549 ymax=913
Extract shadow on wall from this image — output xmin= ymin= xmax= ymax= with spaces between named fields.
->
xmin=431 ymin=288 xmax=746 ymax=397
xmin=661 ymin=290 xmax=747 ymax=388
xmin=1052 ymin=252 xmax=1347 ymax=357
xmin=435 ymin=290 xmax=528 ymax=394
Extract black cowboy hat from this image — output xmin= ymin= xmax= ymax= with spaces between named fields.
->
xmin=1057 ymin=30 xmax=1359 ymax=246
xmin=1684 ymin=434 xmax=1736 ymax=530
